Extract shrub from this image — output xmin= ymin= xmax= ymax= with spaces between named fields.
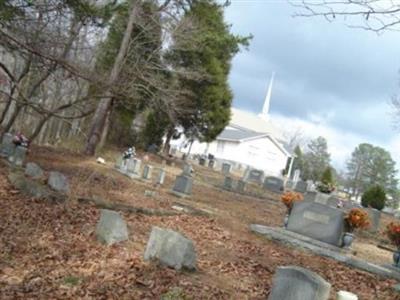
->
xmin=345 ymin=208 xmax=370 ymax=232
xmin=361 ymin=185 xmax=386 ymax=211
xmin=281 ymin=191 xmax=303 ymax=213
xmin=386 ymin=222 xmax=400 ymax=248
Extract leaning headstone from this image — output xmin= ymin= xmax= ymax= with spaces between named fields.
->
xmin=8 ymin=146 xmax=27 ymax=167
xmin=287 ymin=201 xmax=345 ymax=247
xmin=95 ymin=209 xmax=128 ymax=245
xmin=144 ymin=226 xmax=196 ymax=271
xmin=367 ymin=208 xmax=381 ymax=233
xmin=237 ymin=179 xmax=246 ymax=193
xmin=25 ymin=162 xmax=44 ymax=179
xmin=156 ymin=168 xmax=166 ymax=185
xmin=263 ymin=176 xmax=284 ymax=193
xmin=223 ymin=176 xmax=233 ymax=190
xmin=0 ymin=133 xmax=14 ymax=157
xmin=172 ymin=174 xmax=193 ymax=197
xmin=268 ymin=266 xmax=331 ymax=300
xmin=294 ymin=180 xmax=308 ymax=193
xmin=221 ymin=162 xmax=232 ymax=175
xmin=142 ymin=164 xmax=153 ymax=180
xmin=47 ymin=171 xmax=70 ymax=193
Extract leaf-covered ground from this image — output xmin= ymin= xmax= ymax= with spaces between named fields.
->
xmin=0 ymin=146 xmax=399 ymax=299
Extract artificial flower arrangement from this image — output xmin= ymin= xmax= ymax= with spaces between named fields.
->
xmin=316 ymin=182 xmax=336 ymax=194
xmin=344 ymin=208 xmax=370 ymax=233
xmin=281 ymin=191 xmax=303 ymax=214
xmin=386 ymin=222 xmax=400 ymax=248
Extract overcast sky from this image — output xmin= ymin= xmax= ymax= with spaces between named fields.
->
xmin=224 ymin=1 xmax=400 ymax=170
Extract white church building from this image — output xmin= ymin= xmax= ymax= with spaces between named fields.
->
xmin=170 ymin=74 xmax=294 ymax=177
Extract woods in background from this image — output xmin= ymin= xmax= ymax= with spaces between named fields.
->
xmin=0 ymin=0 xmax=249 ymax=154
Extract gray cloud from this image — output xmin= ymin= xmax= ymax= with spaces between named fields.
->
xmin=225 ymin=1 xmax=400 ymax=145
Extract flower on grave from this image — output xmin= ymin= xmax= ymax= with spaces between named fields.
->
xmin=281 ymin=191 xmax=303 ymax=213
xmin=345 ymin=208 xmax=370 ymax=233
xmin=386 ymin=222 xmax=400 ymax=248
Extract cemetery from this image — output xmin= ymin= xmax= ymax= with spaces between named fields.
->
xmin=0 ymin=143 xmax=399 ymax=299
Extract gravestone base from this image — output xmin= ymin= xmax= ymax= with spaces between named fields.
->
xmin=170 ymin=190 xmax=190 ymax=199
xmin=124 ymin=171 xmax=140 ymax=179
xmin=251 ymin=224 xmax=400 ymax=281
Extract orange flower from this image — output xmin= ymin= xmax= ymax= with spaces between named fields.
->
xmin=345 ymin=208 xmax=370 ymax=231
xmin=281 ymin=191 xmax=303 ymax=212
xmin=387 ymin=222 xmax=400 ymax=247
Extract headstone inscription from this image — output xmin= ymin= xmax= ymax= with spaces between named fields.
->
xmin=287 ymin=201 xmax=345 ymax=247
xmin=0 ymin=133 xmax=14 ymax=157
xmin=268 ymin=266 xmax=331 ymax=300
xmin=221 ymin=162 xmax=232 ymax=175
xmin=263 ymin=176 xmax=284 ymax=193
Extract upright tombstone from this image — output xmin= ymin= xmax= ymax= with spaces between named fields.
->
xmin=8 ymin=146 xmax=27 ymax=167
xmin=0 ymin=133 xmax=15 ymax=157
xmin=199 ymin=157 xmax=206 ymax=166
xmin=268 ymin=266 xmax=331 ymax=300
xmin=25 ymin=162 xmax=44 ymax=179
xmin=114 ymin=156 xmax=123 ymax=169
xmin=248 ymin=169 xmax=264 ymax=184
xmin=142 ymin=164 xmax=153 ymax=180
xmin=223 ymin=176 xmax=233 ymax=190
xmin=263 ymin=176 xmax=284 ymax=193
xmin=96 ymin=209 xmax=128 ymax=245
xmin=182 ymin=163 xmax=193 ymax=175
xmin=287 ymin=201 xmax=345 ymax=247
xmin=221 ymin=162 xmax=232 ymax=175
xmin=367 ymin=208 xmax=381 ymax=233
xmin=126 ymin=158 xmax=141 ymax=177
xmin=236 ymin=179 xmax=246 ymax=193
xmin=294 ymin=180 xmax=308 ymax=193
xmin=293 ymin=169 xmax=301 ymax=183
xmin=172 ymin=168 xmax=193 ymax=197
xmin=156 ymin=168 xmax=166 ymax=185
xmin=208 ymin=159 xmax=215 ymax=168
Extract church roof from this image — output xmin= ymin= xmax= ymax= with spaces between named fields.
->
xmin=217 ymin=129 xmax=268 ymax=142
xmin=230 ymin=108 xmax=284 ymax=140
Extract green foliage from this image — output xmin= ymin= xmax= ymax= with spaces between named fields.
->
xmin=301 ymin=137 xmax=331 ymax=181
xmin=139 ymin=110 xmax=170 ymax=148
xmin=347 ymin=143 xmax=398 ymax=199
xmin=167 ymin=0 xmax=251 ymax=142
xmin=63 ymin=275 xmax=81 ymax=286
xmin=161 ymin=287 xmax=190 ymax=300
xmin=361 ymin=185 xmax=386 ymax=211
xmin=321 ymin=166 xmax=334 ymax=185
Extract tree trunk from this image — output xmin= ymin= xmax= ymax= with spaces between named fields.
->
xmin=29 ymin=115 xmax=50 ymax=141
xmin=163 ymin=126 xmax=174 ymax=155
xmin=84 ymin=2 xmax=139 ymax=156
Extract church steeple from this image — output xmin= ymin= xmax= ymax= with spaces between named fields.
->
xmin=259 ymin=72 xmax=275 ymax=121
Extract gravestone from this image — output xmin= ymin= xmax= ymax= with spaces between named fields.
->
xmin=156 ymin=168 xmax=166 ymax=185
xmin=367 ymin=208 xmax=381 ymax=233
xmin=199 ymin=157 xmax=206 ymax=166
xmin=221 ymin=162 xmax=232 ymax=175
xmin=306 ymin=180 xmax=315 ymax=192
xmin=223 ymin=176 xmax=233 ymax=190
xmin=0 ymin=133 xmax=14 ymax=157
xmin=237 ymin=179 xmax=246 ymax=193
xmin=172 ymin=175 xmax=193 ymax=196
xmin=247 ymin=169 xmax=264 ymax=184
xmin=293 ymin=169 xmax=301 ymax=183
xmin=263 ymin=176 xmax=284 ymax=193
xmin=127 ymin=158 xmax=141 ymax=176
xmin=208 ymin=159 xmax=215 ymax=168
xmin=114 ymin=156 xmax=123 ymax=169
xmin=142 ymin=164 xmax=153 ymax=180
xmin=8 ymin=146 xmax=27 ymax=167
xmin=96 ymin=209 xmax=128 ymax=245
xmin=268 ymin=266 xmax=331 ymax=300
xmin=144 ymin=226 xmax=196 ymax=271
xmin=25 ymin=162 xmax=44 ymax=179
xmin=287 ymin=201 xmax=345 ymax=247
xmin=48 ymin=171 xmax=70 ymax=193
xmin=294 ymin=180 xmax=307 ymax=193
